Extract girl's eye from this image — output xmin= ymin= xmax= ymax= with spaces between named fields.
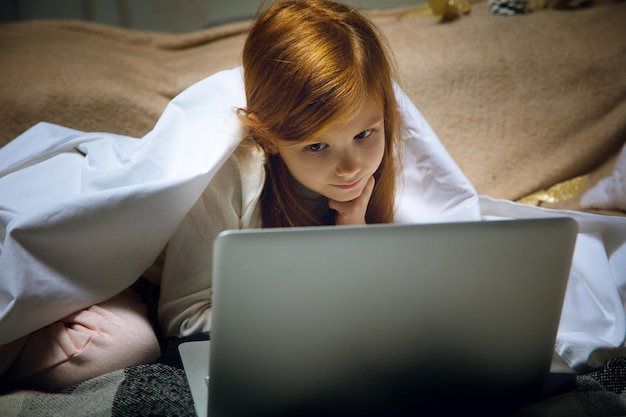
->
xmin=355 ymin=129 xmax=373 ymax=140
xmin=305 ymin=143 xmax=328 ymax=152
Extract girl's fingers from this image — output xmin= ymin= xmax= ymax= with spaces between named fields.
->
xmin=329 ymin=176 xmax=375 ymax=225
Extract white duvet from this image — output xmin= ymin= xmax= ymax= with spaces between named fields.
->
xmin=1 ymin=67 xmax=625 ymax=371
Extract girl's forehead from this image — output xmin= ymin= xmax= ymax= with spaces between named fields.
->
xmin=324 ymin=96 xmax=384 ymax=131
xmin=284 ymin=98 xmax=383 ymax=145
xmin=275 ymin=92 xmax=385 ymax=145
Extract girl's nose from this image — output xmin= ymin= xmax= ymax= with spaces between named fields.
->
xmin=335 ymin=151 xmax=360 ymax=177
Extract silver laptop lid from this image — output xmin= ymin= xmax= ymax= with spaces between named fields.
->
xmin=209 ymin=218 xmax=577 ymax=416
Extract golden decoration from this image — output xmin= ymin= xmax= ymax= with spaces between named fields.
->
xmin=516 ymin=175 xmax=590 ymax=206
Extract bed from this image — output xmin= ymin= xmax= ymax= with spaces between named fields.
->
xmin=1 ymin=0 xmax=625 ymax=415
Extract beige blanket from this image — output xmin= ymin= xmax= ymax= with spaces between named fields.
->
xmin=1 ymin=1 xmax=625 ymax=208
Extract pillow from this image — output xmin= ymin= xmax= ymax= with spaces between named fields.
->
xmin=580 ymin=143 xmax=626 ymax=212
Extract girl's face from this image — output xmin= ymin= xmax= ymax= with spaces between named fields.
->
xmin=271 ymin=97 xmax=385 ymax=203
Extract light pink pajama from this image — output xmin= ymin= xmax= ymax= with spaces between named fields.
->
xmin=0 ymin=288 xmax=160 ymax=392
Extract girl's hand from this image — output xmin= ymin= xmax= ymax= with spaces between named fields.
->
xmin=329 ymin=176 xmax=375 ymax=225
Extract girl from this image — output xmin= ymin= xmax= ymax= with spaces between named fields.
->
xmin=0 ymin=0 xmax=404 ymax=391
xmin=239 ymin=0 xmax=400 ymax=228
xmin=157 ymin=0 xmax=402 ymax=346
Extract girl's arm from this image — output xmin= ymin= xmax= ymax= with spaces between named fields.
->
xmin=158 ymin=145 xmax=264 ymax=338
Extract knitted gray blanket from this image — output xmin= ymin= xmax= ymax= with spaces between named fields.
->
xmin=1 ymin=359 xmax=625 ymax=417
xmin=0 ymin=364 xmax=195 ymax=417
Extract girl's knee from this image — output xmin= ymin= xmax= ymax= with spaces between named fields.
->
xmin=2 ymin=288 xmax=161 ymax=392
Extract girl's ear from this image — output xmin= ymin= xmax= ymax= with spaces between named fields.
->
xmin=247 ymin=112 xmax=279 ymax=155
xmin=265 ymin=139 xmax=278 ymax=155
xmin=256 ymin=134 xmax=278 ymax=155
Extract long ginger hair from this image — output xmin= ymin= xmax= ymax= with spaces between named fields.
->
xmin=238 ymin=0 xmax=401 ymax=227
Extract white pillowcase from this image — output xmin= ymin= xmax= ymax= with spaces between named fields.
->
xmin=580 ymin=143 xmax=626 ymax=212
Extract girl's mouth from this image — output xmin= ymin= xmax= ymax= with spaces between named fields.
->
xmin=333 ymin=178 xmax=361 ymax=190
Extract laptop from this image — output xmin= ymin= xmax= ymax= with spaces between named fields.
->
xmin=179 ymin=218 xmax=578 ymax=416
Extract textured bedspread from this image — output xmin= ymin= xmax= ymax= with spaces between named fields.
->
xmin=1 ymin=1 xmax=626 ymax=416
xmin=1 ymin=0 xmax=625 ymax=207
xmin=0 ymin=364 xmax=196 ymax=417
xmin=1 ymin=358 xmax=626 ymax=416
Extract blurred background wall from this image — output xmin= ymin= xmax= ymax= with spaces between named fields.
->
xmin=0 ymin=0 xmax=425 ymax=32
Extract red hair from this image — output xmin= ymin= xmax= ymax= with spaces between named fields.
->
xmin=239 ymin=0 xmax=401 ymax=227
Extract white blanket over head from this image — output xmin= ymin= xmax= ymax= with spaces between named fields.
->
xmin=1 ymin=67 xmax=625 ymax=371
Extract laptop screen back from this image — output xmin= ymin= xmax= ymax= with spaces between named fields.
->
xmin=209 ymin=218 xmax=577 ymax=416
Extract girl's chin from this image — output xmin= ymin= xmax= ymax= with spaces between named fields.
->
xmin=326 ymin=187 xmax=364 ymax=203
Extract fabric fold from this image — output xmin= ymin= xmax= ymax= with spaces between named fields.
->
xmin=480 ymin=196 xmax=626 ymax=370
xmin=1 ymin=67 xmax=625 ymax=372
xmin=0 ymin=68 xmax=246 ymax=344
